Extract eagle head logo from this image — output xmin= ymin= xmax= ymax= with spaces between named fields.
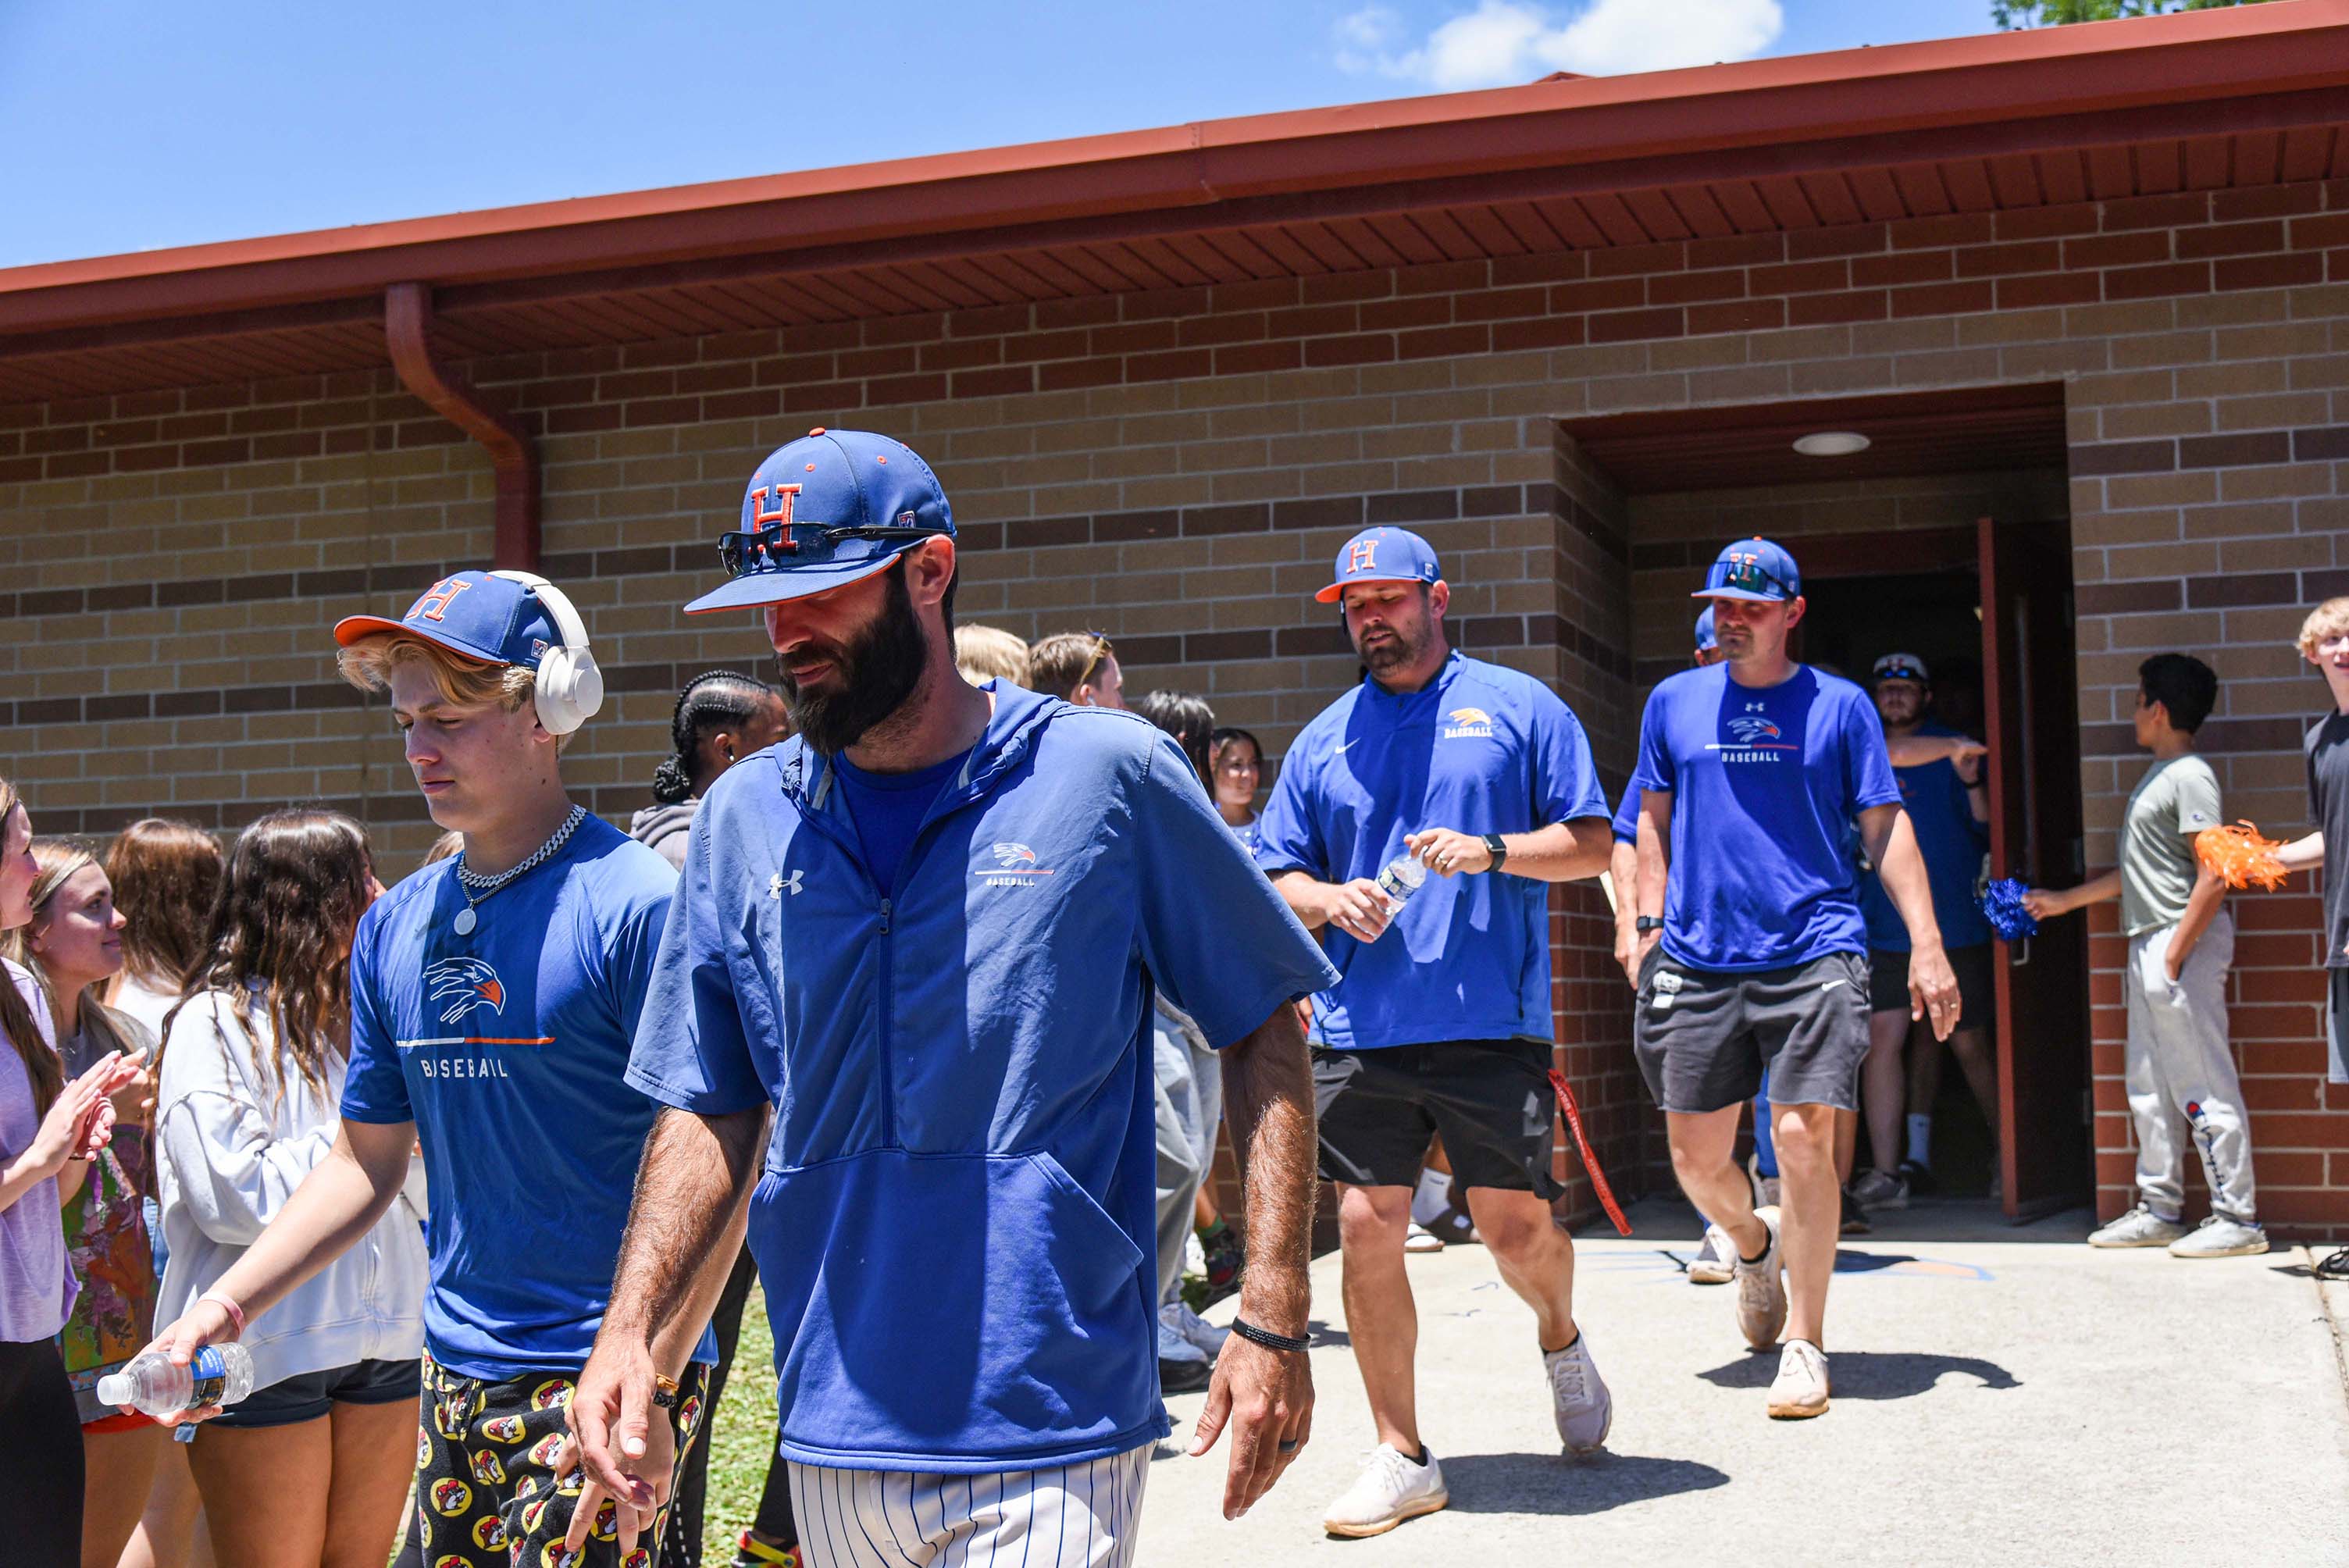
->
xmin=425 ymin=957 xmax=505 ymax=1025
xmin=1449 ymin=707 xmax=1492 ymax=725
xmin=991 ymin=843 xmax=1038 ymax=869
xmin=1727 ymin=716 xmax=1783 ymax=744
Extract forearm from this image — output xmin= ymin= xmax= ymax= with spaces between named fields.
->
xmin=1218 ymin=1004 xmax=1315 ymax=1339
xmin=1608 ymin=842 xmax=1637 ymax=928
xmin=207 ymin=1128 xmax=412 ymax=1320
xmin=604 ymin=1106 xmax=768 ymax=1367
xmin=2170 ymin=869 xmax=2227 ymax=960
xmin=55 ymin=1156 xmax=89 ymax=1206
xmin=0 ymin=1150 xmax=63 ymax=1213
xmin=1863 ymin=810 xmax=1945 ymax=952
xmin=1634 ymin=797 xmax=1673 ymax=920
xmin=1270 ymin=871 xmax=1331 ymax=932
xmin=1495 ymin=819 xmax=1612 ymax=883
xmin=2279 ymin=832 xmax=2325 ymax=874
xmin=2059 ymin=870 xmax=2123 ymax=914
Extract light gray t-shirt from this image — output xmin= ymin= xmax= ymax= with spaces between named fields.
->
xmin=2119 ymin=753 xmax=2221 ymax=935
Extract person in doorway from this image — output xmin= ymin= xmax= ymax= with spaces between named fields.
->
xmin=2023 ymin=654 xmax=2265 ymax=1258
xmin=632 ymin=669 xmax=792 ymax=874
xmin=1611 ymin=607 xmax=1775 ymax=1286
xmin=151 ymin=811 xmax=428 ymax=1568
xmin=561 ymin=428 xmax=1333 ymax=1566
xmin=1631 ymin=537 xmax=1960 ymax=1420
xmin=1132 ymin=690 xmax=1240 ymax=1396
xmin=1210 ymin=726 xmax=1265 ymax=856
xmin=1030 ymin=629 xmax=1127 ymax=708
xmin=0 ymin=778 xmax=143 ymax=1568
xmin=2265 ymin=599 xmax=2349 ymax=1278
xmin=634 ymin=673 xmax=804 ymax=1568
xmin=1854 ymin=653 xmax=1997 ymax=1209
xmin=6 ymin=839 xmax=169 ymax=1568
xmin=141 ymin=568 xmax=728 ymax=1567
xmin=1256 ymin=525 xmax=1614 ymax=1537
xmin=952 ymin=622 xmax=1032 ymax=689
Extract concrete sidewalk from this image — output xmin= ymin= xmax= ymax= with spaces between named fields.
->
xmin=1139 ymin=1199 xmax=2349 ymax=1566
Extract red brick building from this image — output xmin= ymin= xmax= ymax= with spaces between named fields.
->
xmin=5 ymin=5 xmax=2347 ymax=1231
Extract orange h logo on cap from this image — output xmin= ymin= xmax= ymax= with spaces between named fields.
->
xmin=407 ymin=576 xmax=472 ymax=623
xmin=1347 ymin=538 xmax=1379 ymax=574
xmin=749 ymin=483 xmax=800 ymax=529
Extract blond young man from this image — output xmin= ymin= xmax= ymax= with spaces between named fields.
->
xmin=951 ymin=623 xmax=1032 ymax=689
xmin=145 ymin=569 xmax=736 ymax=1566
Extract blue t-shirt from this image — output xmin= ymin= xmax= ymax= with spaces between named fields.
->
xmin=340 ymin=814 xmax=710 ymax=1378
xmin=1631 ymin=663 xmax=1900 ymax=973
xmin=1253 ymin=651 xmax=1607 ymax=1051
xmin=836 ymin=749 xmax=968 ymax=891
xmin=625 ymin=685 xmax=1338 ymax=1473
xmin=1860 ymin=722 xmax=1992 ymax=951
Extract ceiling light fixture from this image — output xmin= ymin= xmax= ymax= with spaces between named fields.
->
xmin=1792 ymin=431 xmax=1871 ymax=457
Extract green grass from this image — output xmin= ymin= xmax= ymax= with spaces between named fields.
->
xmin=704 ymin=1281 xmax=783 ymax=1541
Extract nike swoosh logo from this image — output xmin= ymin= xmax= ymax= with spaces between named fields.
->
xmin=1821 ymin=978 xmax=1848 ymax=992
xmin=1333 ymin=739 xmax=1359 ymax=754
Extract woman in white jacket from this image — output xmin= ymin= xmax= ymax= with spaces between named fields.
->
xmin=154 ymin=810 xmax=426 ymax=1568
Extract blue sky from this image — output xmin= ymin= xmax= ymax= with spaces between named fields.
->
xmin=2 ymin=0 xmax=2002 ymax=269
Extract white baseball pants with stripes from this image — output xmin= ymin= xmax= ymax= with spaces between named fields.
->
xmin=787 ymin=1445 xmax=1151 ymax=1568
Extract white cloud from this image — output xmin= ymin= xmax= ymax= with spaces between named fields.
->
xmin=1334 ymin=0 xmax=1784 ymax=89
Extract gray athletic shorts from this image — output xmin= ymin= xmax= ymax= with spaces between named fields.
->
xmin=1633 ymin=947 xmax=1870 ymax=1114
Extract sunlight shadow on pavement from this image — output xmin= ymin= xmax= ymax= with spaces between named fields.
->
xmin=1696 ymin=1349 xmax=2019 ymax=1398
xmin=1438 ymin=1452 xmax=1730 ymax=1516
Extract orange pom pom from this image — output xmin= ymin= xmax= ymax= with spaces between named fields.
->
xmin=2195 ymin=821 xmax=2287 ymax=892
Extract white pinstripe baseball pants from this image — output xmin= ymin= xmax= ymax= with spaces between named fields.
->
xmin=786 ymin=1445 xmax=1151 ymax=1568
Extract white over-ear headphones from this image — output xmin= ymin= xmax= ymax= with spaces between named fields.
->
xmin=490 ymin=570 xmax=604 ymax=736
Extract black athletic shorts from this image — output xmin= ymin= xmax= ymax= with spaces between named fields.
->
xmin=1633 ymin=948 xmax=1870 ymax=1115
xmin=209 ymin=1356 xmax=421 ymax=1430
xmin=1312 ymin=1038 xmax=1563 ymax=1198
xmin=1867 ymin=943 xmax=1994 ymax=1030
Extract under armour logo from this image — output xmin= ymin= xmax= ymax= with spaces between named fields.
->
xmin=1744 ymin=701 xmax=1766 ymax=713
xmin=770 ymin=869 xmax=804 ymax=898
xmin=1347 ymin=538 xmax=1379 ymax=573
xmin=748 ymin=483 xmax=800 ymax=530
xmin=407 ymin=576 xmax=472 ymax=624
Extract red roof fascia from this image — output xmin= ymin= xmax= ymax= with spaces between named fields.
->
xmin=3 ymin=1 xmax=2345 ymax=336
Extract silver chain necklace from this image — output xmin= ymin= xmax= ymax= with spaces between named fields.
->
xmin=451 ymin=804 xmax=586 ymax=935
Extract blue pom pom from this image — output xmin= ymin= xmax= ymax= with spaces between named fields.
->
xmin=1981 ymin=878 xmax=2038 ymax=942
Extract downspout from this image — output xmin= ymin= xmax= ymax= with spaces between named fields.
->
xmin=383 ymin=281 xmax=539 ymax=570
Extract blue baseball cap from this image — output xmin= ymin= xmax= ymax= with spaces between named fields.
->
xmin=1694 ymin=606 xmax=1717 ymax=653
xmin=333 ymin=569 xmax=561 ymax=667
xmin=1693 ymin=536 xmax=1802 ymax=604
xmin=685 ymin=427 xmax=954 ymax=615
xmin=1316 ymin=526 xmax=1442 ymax=604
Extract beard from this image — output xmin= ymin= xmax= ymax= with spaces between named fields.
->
xmin=779 ymin=563 xmax=929 ymax=754
xmin=1353 ymin=615 xmax=1431 ymax=677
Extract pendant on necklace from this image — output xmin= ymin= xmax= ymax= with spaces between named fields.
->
xmin=454 ymin=907 xmax=478 ymax=936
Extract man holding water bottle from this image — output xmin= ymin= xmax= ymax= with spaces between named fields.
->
xmin=1256 ymin=526 xmax=1613 ymax=1538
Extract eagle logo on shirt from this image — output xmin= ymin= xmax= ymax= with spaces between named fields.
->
xmin=1449 ymin=707 xmax=1492 ymax=725
xmin=424 ymin=957 xmax=505 ymax=1025
xmin=1443 ymin=706 xmax=1495 ymax=739
xmin=1727 ymin=716 xmax=1784 ymax=744
xmin=991 ymin=843 xmax=1038 ymax=869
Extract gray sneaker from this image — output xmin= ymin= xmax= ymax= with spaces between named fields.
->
xmin=1544 ymin=1334 xmax=1613 ymax=1454
xmin=2167 ymin=1214 xmax=2269 ymax=1259
xmin=1734 ymin=1206 xmax=1788 ymax=1349
xmin=1849 ymin=1168 xmax=1909 ymax=1210
xmin=2087 ymin=1204 xmax=2187 ymax=1249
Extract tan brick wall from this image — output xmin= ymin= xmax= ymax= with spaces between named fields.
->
xmin=5 ymin=177 xmax=2346 ymax=1231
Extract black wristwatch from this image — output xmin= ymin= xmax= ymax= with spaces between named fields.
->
xmin=1482 ymin=832 xmax=1509 ymax=873
xmin=1636 ymin=915 xmax=1665 ymax=934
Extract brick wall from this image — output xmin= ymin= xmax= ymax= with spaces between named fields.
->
xmin=5 ymin=176 xmax=2346 ymax=1231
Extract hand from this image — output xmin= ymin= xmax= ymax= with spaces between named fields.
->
xmin=1321 ymin=879 xmax=1393 ymax=944
xmin=21 ymin=1051 xmax=129 ymax=1180
xmin=2019 ymin=887 xmax=2066 ymax=920
xmin=1908 ymin=943 xmax=1962 ymax=1042
xmin=131 ymin=1295 xmax=241 ymax=1421
xmin=1613 ymin=921 xmax=1640 ymax=987
xmin=80 ymin=1097 xmax=118 ymax=1160
xmin=106 ymin=1058 xmax=157 ymax=1128
xmin=1951 ymin=743 xmax=1987 ymax=786
xmin=558 ymin=1334 xmax=672 ymax=1559
xmin=2164 ymin=947 xmax=2188 ymax=985
xmin=1405 ymin=828 xmax=1492 ymax=878
xmin=1188 ymin=1333 xmax=1312 ymax=1520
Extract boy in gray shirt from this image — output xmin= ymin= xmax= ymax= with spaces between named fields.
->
xmin=2026 ymin=654 xmax=2264 ymax=1257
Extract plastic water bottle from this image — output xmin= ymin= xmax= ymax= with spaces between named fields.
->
xmin=95 ymin=1345 xmax=255 ymax=1418
xmin=1374 ymin=854 xmax=1427 ymax=912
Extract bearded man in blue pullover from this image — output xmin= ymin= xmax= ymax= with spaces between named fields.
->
xmin=559 ymin=429 xmax=1338 ymax=1566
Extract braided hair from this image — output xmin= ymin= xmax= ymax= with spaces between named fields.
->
xmin=652 ymin=671 xmax=783 ymax=804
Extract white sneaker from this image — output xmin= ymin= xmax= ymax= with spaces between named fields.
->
xmin=1688 ymin=1224 xmax=1735 ymax=1285
xmin=1768 ymin=1338 xmax=1830 ymax=1420
xmin=1544 ymin=1335 xmax=1612 ymax=1453
xmin=2087 ymin=1204 xmax=2187 ymax=1249
xmin=1160 ymin=1299 xmax=1230 ymax=1356
xmin=2167 ymin=1214 xmax=2269 ymax=1258
xmin=1322 ymin=1443 xmax=1449 ymax=1538
xmin=1403 ymin=1221 xmax=1445 ymax=1254
xmin=1735 ymin=1206 xmax=1788 ymax=1350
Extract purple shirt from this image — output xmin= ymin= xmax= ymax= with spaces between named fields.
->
xmin=0 ymin=957 xmax=73 ymax=1344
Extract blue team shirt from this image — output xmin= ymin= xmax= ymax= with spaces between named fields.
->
xmin=626 ymin=682 xmax=1338 ymax=1473
xmin=1631 ymin=663 xmax=1900 ymax=973
xmin=836 ymin=748 xmax=967 ymax=890
xmin=1860 ymin=722 xmax=1992 ymax=951
xmin=340 ymin=815 xmax=711 ymax=1377
xmin=1611 ymin=779 xmax=1639 ymax=844
xmin=1253 ymin=651 xmax=1607 ymax=1051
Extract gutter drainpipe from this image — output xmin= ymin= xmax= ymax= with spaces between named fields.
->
xmin=383 ymin=281 xmax=539 ymax=570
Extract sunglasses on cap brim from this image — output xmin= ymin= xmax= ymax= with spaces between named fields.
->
xmin=718 ymin=522 xmax=948 ymax=579
xmin=1702 ymin=558 xmax=1796 ymax=599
